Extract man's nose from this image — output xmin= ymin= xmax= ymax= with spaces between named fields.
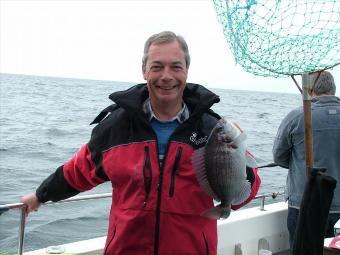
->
xmin=160 ymin=67 xmax=173 ymax=81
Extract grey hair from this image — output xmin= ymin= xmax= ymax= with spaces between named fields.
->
xmin=311 ymin=71 xmax=336 ymax=95
xmin=142 ymin=31 xmax=190 ymax=70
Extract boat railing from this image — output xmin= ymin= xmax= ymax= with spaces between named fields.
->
xmin=255 ymin=191 xmax=285 ymax=211
xmin=0 ymin=191 xmax=284 ymax=255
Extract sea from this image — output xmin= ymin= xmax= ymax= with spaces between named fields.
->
xmin=0 ymin=73 xmax=301 ymax=252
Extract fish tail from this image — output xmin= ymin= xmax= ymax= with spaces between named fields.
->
xmin=201 ymin=205 xmax=231 ymax=220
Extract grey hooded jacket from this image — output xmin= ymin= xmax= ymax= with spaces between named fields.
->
xmin=273 ymin=95 xmax=340 ymax=212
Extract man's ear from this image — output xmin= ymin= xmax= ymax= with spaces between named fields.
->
xmin=142 ymin=66 xmax=147 ymax=80
xmin=308 ymin=88 xmax=313 ymax=96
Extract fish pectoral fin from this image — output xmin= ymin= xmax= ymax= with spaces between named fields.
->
xmin=201 ymin=205 xmax=231 ymax=220
xmin=231 ymin=181 xmax=252 ymax=205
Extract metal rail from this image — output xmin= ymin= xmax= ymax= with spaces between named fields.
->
xmin=255 ymin=191 xmax=285 ymax=211
xmin=0 ymin=191 xmax=284 ymax=254
xmin=0 ymin=193 xmax=112 ymax=255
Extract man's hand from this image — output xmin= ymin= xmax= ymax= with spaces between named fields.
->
xmin=20 ymin=193 xmax=41 ymax=216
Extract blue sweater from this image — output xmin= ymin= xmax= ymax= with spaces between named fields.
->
xmin=150 ymin=118 xmax=179 ymax=165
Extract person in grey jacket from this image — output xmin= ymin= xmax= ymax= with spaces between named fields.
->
xmin=272 ymin=70 xmax=340 ymax=248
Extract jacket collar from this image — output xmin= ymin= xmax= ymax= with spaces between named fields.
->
xmin=109 ymin=83 xmax=220 ymax=116
xmin=142 ymin=98 xmax=190 ymax=123
xmin=312 ymin=95 xmax=340 ymax=104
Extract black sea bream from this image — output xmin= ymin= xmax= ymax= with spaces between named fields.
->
xmin=192 ymin=118 xmax=255 ymax=219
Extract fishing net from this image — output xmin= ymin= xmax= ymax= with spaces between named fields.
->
xmin=212 ymin=0 xmax=340 ymax=77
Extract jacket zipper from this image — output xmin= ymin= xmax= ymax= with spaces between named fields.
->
xmin=154 ymin=147 xmax=165 ymax=255
xmin=154 ymin=138 xmax=173 ymax=255
xmin=143 ymin=146 xmax=152 ymax=208
xmin=152 ymin=125 xmax=184 ymax=254
xmin=169 ymin=147 xmax=183 ymax=197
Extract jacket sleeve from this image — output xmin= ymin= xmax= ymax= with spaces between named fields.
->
xmin=272 ymin=112 xmax=295 ymax=169
xmin=36 ymin=144 xmax=108 ymax=203
xmin=36 ymin=165 xmax=79 ymax=203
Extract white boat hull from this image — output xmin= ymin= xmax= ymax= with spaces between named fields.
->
xmin=26 ymin=202 xmax=289 ymax=254
xmin=218 ymin=201 xmax=289 ymax=254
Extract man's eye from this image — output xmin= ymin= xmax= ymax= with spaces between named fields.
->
xmin=173 ymin=66 xmax=183 ymax=71
xmin=150 ymin=66 xmax=162 ymax=71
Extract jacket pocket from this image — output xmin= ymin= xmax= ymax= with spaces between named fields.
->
xmin=169 ymin=147 xmax=183 ymax=197
xmin=143 ymin=146 xmax=152 ymax=207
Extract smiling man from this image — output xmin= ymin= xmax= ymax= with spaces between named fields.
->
xmin=142 ymin=36 xmax=188 ymax=120
xmin=21 ymin=31 xmax=260 ymax=255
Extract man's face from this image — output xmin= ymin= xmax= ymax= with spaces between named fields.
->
xmin=143 ymin=40 xmax=188 ymax=107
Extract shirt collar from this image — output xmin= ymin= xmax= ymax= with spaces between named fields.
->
xmin=143 ymin=98 xmax=190 ymax=123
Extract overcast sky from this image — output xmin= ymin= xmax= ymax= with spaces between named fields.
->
xmin=1 ymin=0 xmax=339 ymax=95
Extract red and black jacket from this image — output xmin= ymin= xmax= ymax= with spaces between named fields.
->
xmin=36 ymin=83 xmax=260 ymax=255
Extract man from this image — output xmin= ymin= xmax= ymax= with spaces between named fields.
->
xmin=21 ymin=31 xmax=260 ymax=255
xmin=272 ymin=71 xmax=340 ymax=248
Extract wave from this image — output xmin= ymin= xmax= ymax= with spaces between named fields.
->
xmin=46 ymin=127 xmax=71 ymax=137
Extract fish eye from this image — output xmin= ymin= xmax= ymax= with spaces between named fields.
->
xmin=216 ymin=126 xmax=223 ymax=132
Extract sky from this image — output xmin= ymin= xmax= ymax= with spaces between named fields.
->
xmin=1 ymin=0 xmax=339 ymax=95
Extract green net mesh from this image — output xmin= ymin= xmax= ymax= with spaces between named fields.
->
xmin=213 ymin=0 xmax=340 ymax=77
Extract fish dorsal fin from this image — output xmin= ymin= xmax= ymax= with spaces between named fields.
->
xmin=192 ymin=147 xmax=219 ymax=200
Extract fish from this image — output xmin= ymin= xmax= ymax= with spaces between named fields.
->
xmin=192 ymin=118 xmax=256 ymax=219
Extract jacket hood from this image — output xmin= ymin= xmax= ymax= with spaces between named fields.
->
xmin=109 ymin=83 xmax=220 ymax=115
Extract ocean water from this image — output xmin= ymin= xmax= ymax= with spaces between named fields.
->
xmin=0 ymin=73 xmax=301 ymax=252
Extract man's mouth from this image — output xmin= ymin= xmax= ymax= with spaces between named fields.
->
xmin=156 ymin=85 xmax=177 ymax=90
